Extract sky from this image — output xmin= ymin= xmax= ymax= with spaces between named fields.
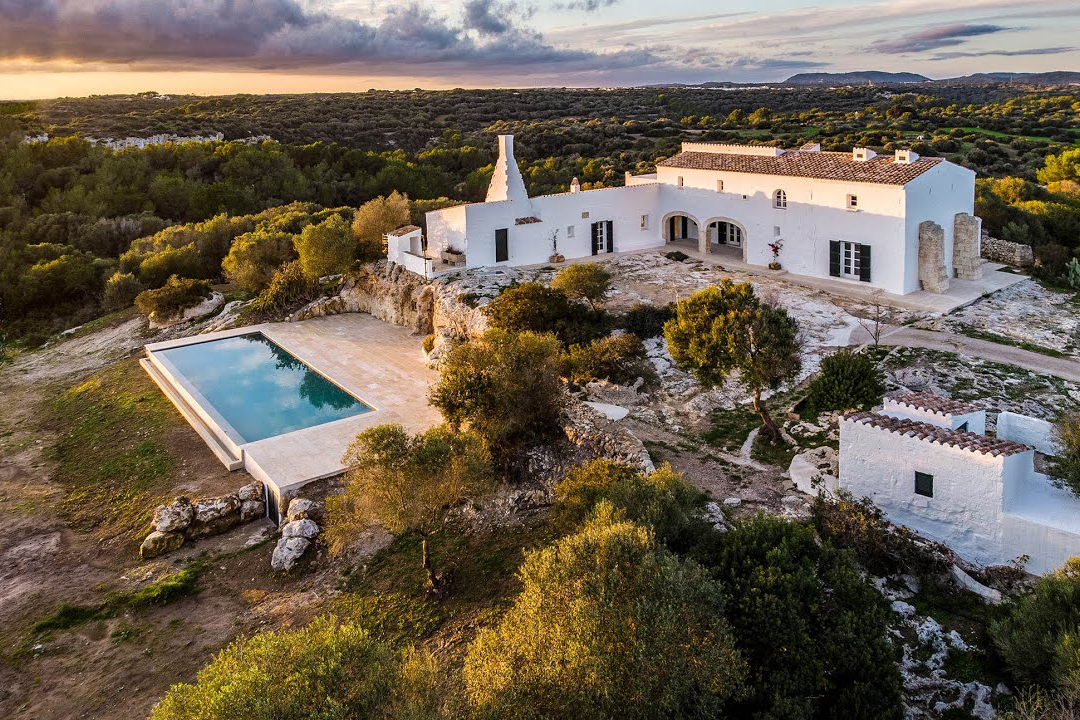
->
xmin=0 ymin=0 xmax=1078 ymax=99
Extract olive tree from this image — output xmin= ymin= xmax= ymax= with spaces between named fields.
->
xmin=294 ymin=214 xmax=356 ymax=279
xmin=326 ymin=424 xmax=492 ymax=592
xmin=664 ymin=280 xmax=801 ymax=441
xmin=550 ymin=262 xmax=612 ymax=309
xmin=463 ymin=511 xmax=747 ymax=719
xmin=352 ymin=191 xmax=411 ymax=262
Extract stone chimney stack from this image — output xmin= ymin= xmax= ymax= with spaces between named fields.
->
xmin=852 ymin=147 xmax=877 ymax=162
xmin=486 ymin=134 xmax=531 ymax=206
xmin=570 ymin=177 xmax=580 ymax=193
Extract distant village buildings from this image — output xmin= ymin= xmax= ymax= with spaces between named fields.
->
xmin=389 ymin=133 xmax=982 ymax=296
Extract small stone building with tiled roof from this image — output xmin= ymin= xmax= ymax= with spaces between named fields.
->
xmin=390 ymin=135 xmax=982 ymax=295
xmin=838 ymin=395 xmax=1080 ymax=574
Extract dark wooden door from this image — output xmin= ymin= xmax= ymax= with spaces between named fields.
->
xmin=495 ymin=228 xmax=508 ymax=263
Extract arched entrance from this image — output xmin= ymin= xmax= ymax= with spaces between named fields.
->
xmin=663 ymin=212 xmax=699 ymax=244
xmin=703 ymin=217 xmax=748 ymax=259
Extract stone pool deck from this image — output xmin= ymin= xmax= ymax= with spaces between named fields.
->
xmin=143 ymin=313 xmax=441 ymax=518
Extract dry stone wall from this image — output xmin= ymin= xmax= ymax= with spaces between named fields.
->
xmin=980 ymin=232 xmax=1034 ymax=267
xmin=140 ymin=480 xmax=266 ymax=559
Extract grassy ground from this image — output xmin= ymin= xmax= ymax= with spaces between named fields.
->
xmin=956 ymin=327 xmax=1067 ymax=358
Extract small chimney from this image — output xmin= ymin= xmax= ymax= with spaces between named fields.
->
xmin=894 ymin=148 xmax=920 ymax=164
xmin=570 ymin=177 xmax=581 ymax=193
xmin=852 ymin=147 xmax=877 ymax=162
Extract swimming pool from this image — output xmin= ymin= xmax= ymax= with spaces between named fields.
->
xmin=153 ymin=332 xmax=372 ymax=444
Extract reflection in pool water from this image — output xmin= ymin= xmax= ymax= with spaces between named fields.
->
xmin=157 ymin=333 xmax=371 ymax=443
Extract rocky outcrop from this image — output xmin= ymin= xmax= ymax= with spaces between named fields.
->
xmin=140 ymin=481 xmax=265 ymax=559
xmin=271 ymin=537 xmax=312 ymax=572
xmin=271 ymin=498 xmax=323 ymax=571
xmin=788 ymin=446 xmax=839 ymax=497
xmin=563 ymin=400 xmax=655 ymax=472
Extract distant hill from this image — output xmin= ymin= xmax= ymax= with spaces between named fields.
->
xmin=947 ymin=71 xmax=1080 ymax=85
xmin=783 ymin=71 xmax=930 ymax=85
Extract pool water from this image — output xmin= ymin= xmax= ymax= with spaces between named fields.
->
xmin=156 ymin=333 xmax=372 ymax=443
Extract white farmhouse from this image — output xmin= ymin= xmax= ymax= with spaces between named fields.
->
xmin=387 ymin=134 xmax=983 ymax=295
xmin=839 ymin=392 xmax=1080 ymax=575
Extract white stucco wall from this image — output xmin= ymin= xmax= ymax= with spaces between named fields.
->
xmin=997 ymin=412 xmax=1062 ymax=456
xmin=425 ymin=203 xmax=467 ymax=258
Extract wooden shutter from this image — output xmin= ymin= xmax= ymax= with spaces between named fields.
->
xmin=829 ymin=241 xmax=841 ymax=277
xmin=859 ymin=244 xmax=872 ymax=282
xmin=495 ymin=228 xmax=508 ymax=263
xmin=605 ymin=221 xmax=614 ymax=252
xmin=591 ymin=222 xmax=599 ymax=255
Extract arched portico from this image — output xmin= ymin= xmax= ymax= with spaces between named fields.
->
xmin=702 ymin=216 xmax=748 ymax=260
xmin=662 ymin=211 xmax=701 ymax=251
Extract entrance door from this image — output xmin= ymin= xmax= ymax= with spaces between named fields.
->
xmin=840 ymin=241 xmax=860 ymax=279
xmin=591 ymin=221 xmax=613 ymax=255
xmin=495 ymin=228 xmax=508 ymax=263
xmin=710 ymin=221 xmax=742 ymax=247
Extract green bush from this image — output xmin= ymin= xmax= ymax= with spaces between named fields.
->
xmin=245 ymin=260 xmax=318 ymax=321
xmin=222 ymin=228 xmax=297 ymax=293
xmin=550 ymin=262 xmax=612 ymax=309
xmin=664 ymin=250 xmax=689 ymax=262
xmin=484 ymin=282 xmax=604 ymax=346
xmin=1053 ymin=410 xmax=1080 ymax=497
xmin=1034 ymin=243 xmax=1073 ymax=285
xmin=101 ymin=271 xmax=143 ymax=309
xmin=150 ymin=616 xmax=435 ymax=720
xmin=134 ymin=276 xmax=212 ymax=321
xmin=136 ymin=243 xmax=203 ymax=287
xmin=804 ymin=350 xmax=886 ymax=414
xmin=463 ymin=511 xmax=747 ymax=720
xmin=695 ymin=514 xmax=904 ymax=720
xmin=617 ymin=302 xmax=674 ymax=339
xmin=295 ymin=214 xmax=357 ymax=279
xmin=990 ymin=559 xmax=1080 ymax=688
xmin=565 ymin=332 xmax=655 ymax=386
xmin=552 ymin=460 xmax=705 ymax=549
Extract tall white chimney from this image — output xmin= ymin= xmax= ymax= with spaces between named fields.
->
xmin=486 ymin=134 xmax=531 ymax=206
xmin=570 ymin=177 xmax=580 ymax=193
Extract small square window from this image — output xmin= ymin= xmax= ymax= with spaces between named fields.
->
xmin=716 ymin=179 xmax=724 ymax=192
xmin=640 ymin=214 xmax=649 ymax=230
xmin=581 ymin=211 xmax=590 ymax=219
xmin=915 ymin=472 xmax=934 ymax=498
xmin=567 ymin=225 xmax=575 ymax=238
xmin=847 ymin=194 xmax=859 ymax=209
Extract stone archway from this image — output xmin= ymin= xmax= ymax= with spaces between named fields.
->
xmin=702 ymin=217 xmax=748 ymax=260
xmin=662 ymin=211 xmax=701 ymax=251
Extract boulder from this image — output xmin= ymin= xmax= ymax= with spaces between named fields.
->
xmin=271 ymin=536 xmax=311 ymax=571
xmin=153 ymin=497 xmax=194 ymax=533
xmin=788 ymin=446 xmax=839 ymax=497
xmin=186 ymin=513 xmax=241 ymax=540
xmin=281 ymin=518 xmax=319 ymax=540
xmin=286 ymin=498 xmax=320 ymax=523
xmin=140 ymin=530 xmax=184 ymax=559
xmin=722 ymin=497 xmax=742 ymax=507
xmin=240 ymin=499 xmax=266 ymax=523
xmin=237 ymin=480 xmax=264 ymax=503
xmin=186 ymin=495 xmax=242 ymax=539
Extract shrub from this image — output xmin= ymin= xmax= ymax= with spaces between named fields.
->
xmin=222 ymin=228 xmax=297 ymax=293
xmin=245 ymin=260 xmax=318 ymax=320
xmin=804 ymin=350 xmax=886 ymax=414
xmin=149 ymin=616 xmax=434 ymax=720
xmin=352 ymin=191 xmax=411 ymax=263
xmin=462 ymin=511 xmax=747 ymax=720
xmin=990 ymin=559 xmax=1080 ymax=688
xmin=552 ymin=460 xmax=704 ymax=550
xmin=550 ymin=263 xmax=612 ymax=309
xmin=101 ymin=271 xmax=143 ymax=309
xmin=618 ymin=302 xmax=674 ymax=338
xmin=294 ymin=214 xmax=357 ymax=279
xmin=695 ymin=514 xmax=904 ymax=720
xmin=565 ymin=332 xmax=654 ymax=386
xmin=134 ymin=276 xmax=211 ymax=321
xmin=664 ymin=250 xmax=689 ymax=262
xmin=484 ymin=281 xmax=604 ymax=346
xmin=1053 ymin=410 xmax=1080 ymax=496
xmin=429 ymin=329 xmax=565 ymax=468
xmin=1034 ymin=243 xmax=1072 ymax=285
xmin=136 ymin=243 xmax=202 ymax=287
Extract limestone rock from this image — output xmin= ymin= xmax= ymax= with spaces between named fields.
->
xmin=271 ymin=536 xmax=311 ymax=571
xmin=722 ymin=497 xmax=742 ymax=507
xmin=153 ymin=497 xmax=194 ymax=533
xmin=237 ymin=480 xmax=264 ymax=502
xmin=240 ymin=499 xmax=266 ymax=523
xmin=789 ymin=446 xmax=839 ymax=497
xmin=281 ymin=518 xmax=319 ymax=540
xmin=186 ymin=513 xmax=241 ymax=540
xmin=140 ymin=530 xmax=184 ymax=559
xmin=702 ymin=502 xmax=729 ymax=532
xmin=186 ymin=495 xmax=241 ymax=539
xmin=286 ymin=498 xmax=320 ymax=522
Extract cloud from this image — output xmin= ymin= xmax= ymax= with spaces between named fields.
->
xmin=869 ymin=23 xmax=1007 ymax=54
xmin=0 ymin=0 xmax=646 ymax=72
xmin=931 ymin=45 xmax=1074 ymax=60
xmin=553 ymin=0 xmax=620 ymax=11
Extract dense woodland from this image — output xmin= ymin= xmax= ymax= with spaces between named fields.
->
xmin=1 ymin=84 xmax=1079 ymax=341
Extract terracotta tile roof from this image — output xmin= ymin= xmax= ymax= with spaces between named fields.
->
xmin=657 ymin=149 xmax=943 ymax=185
xmin=515 ymin=216 xmax=542 ymax=225
xmin=886 ymin=392 xmax=981 ymax=416
xmin=845 ymin=412 xmax=1031 ymax=457
xmin=387 ymin=225 xmax=420 ymax=237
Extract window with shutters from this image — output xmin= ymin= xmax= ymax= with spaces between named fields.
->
xmin=847 ymin=194 xmax=859 ymax=209
xmin=773 ymin=189 xmax=787 ymax=209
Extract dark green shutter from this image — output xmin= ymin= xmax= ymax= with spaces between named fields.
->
xmin=605 ymin=221 xmax=614 ymax=252
xmin=495 ymin=228 xmax=508 ymax=263
xmin=859 ymin=244 xmax=872 ymax=282
xmin=829 ymin=241 xmax=841 ymax=277
xmin=591 ymin=222 xmax=599 ymax=255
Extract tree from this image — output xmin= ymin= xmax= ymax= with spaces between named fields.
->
xmin=695 ymin=514 xmax=904 ymax=720
xmin=484 ymin=281 xmax=603 ymax=346
xmin=462 ymin=510 xmax=747 ymax=719
xmin=664 ymin=281 xmax=802 ymax=441
xmin=222 ymin=228 xmax=297 ymax=293
xmin=149 ymin=616 xmax=436 ymax=720
xmin=804 ymin=350 xmax=886 ymax=415
xmin=429 ymin=329 xmax=565 ymax=467
xmin=294 ymin=214 xmax=356 ymax=279
xmin=564 ymin=332 xmax=655 ymax=386
xmin=326 ymin=424 xmax=492 ymax=592
xmin=550 ymin=263 xmax=612 ymax=309
xmin=352 ymin=191 xmax=411 ymax=262
xmin=1038 ymin=148 xmax=1080 ymax=185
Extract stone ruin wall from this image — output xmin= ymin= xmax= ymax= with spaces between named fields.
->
xmin=980 ymin=232 xmax=1034 ymax=267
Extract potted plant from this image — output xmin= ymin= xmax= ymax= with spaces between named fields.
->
xmin=548 ymin=229 xmax=564 ymax=264
xmin=768 ymin=238 xmax=783 ymax=270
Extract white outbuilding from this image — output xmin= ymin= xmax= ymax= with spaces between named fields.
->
xmin=389 ymin=134 xmax=983 ymax=296
xmin=838 ymin=392 xmax=1080 ymax=575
